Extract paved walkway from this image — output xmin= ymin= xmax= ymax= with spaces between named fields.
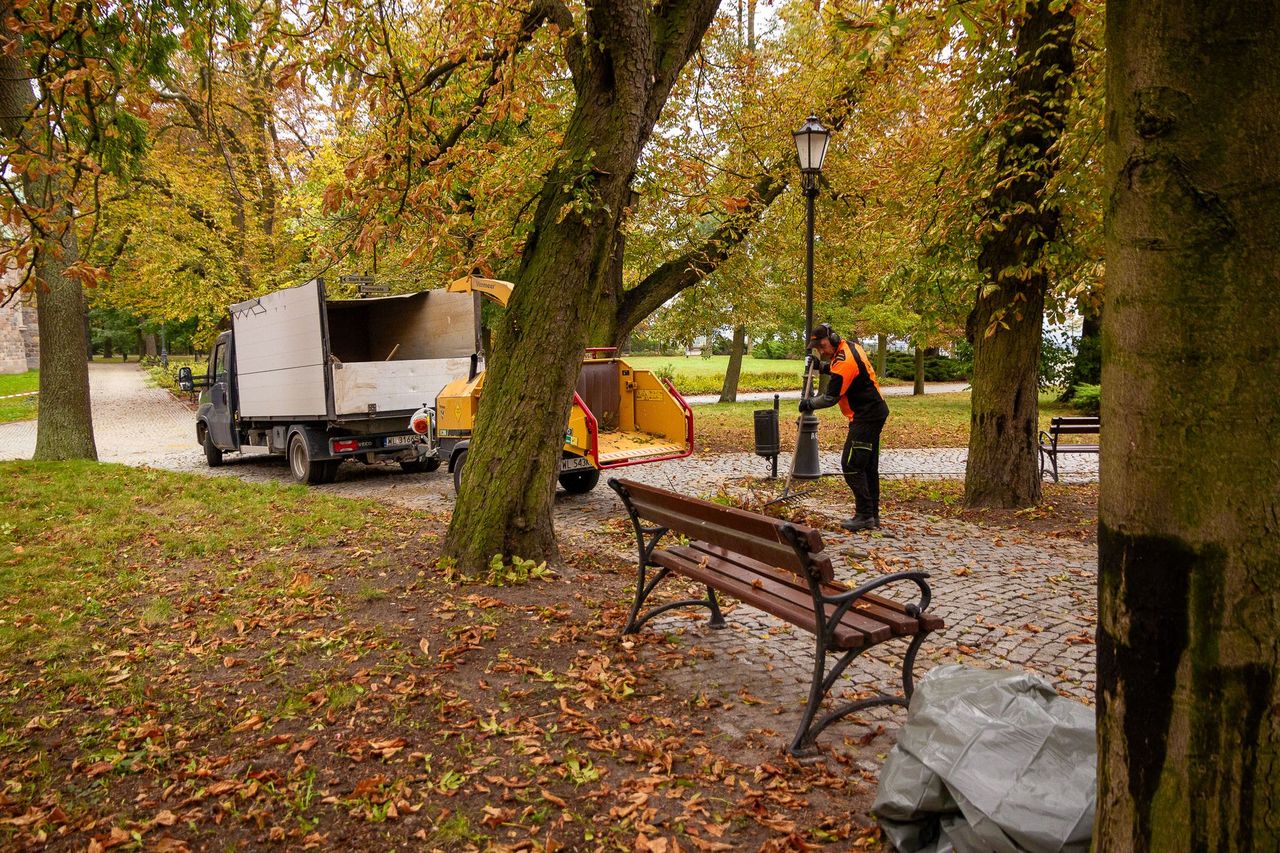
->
xmin=1 ymin=364 xmax=1098 ymax=752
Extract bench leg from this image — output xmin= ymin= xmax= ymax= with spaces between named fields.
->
xmin=623 ymin=565 xmax=669 ymax=635
xmin=788 ymin=633 xmax=931 ymax=757
xmin=707 ymin=587 xmax=726 ymax=629
xmin=623 ymin=566 xmax=730 ymax=635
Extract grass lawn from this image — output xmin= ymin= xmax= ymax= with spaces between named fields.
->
xmin=693 ymin=391 xmax=1084 ymax=453
xmin=622 ymin=354 xmax=912 ymax=395
xmin=0 ymin=370 xmax=38 ymax=424
xmin=0 ymin=461 xmax=888 ymax=849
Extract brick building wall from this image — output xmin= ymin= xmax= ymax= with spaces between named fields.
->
xmin=0 ymin=296 xmax=38 ymax=374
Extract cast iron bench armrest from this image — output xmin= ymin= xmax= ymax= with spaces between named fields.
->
xmin=823 ymin=571 xmax=933 ymax=632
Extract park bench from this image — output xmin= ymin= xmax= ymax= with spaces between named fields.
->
xmin=608 ymin=478 xmax=944 ymax=756
xmin=1038 ymin=416 xmax=1100 ymax=483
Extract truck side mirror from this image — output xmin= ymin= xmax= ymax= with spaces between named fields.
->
xmin=177 ymin=366 xmax=194 ymax=392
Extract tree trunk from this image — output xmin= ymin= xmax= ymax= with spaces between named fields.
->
xmin=876 ymin=333 xmax=887 ymax=378
xmin=1097 ymin=2 xmax=1280 ymax=847
xmin=913 ymin=346 xmax=925 ymax=395
xmin=32 ymin=219 xmax=97 ymax=461
xmin=0 ymin=8 xmax=96 ymax=460
xmin=963 ymin=0 xmax=1075 ymax=508
xmin=719 ymin=325 xmax=747 ymax=403
xmin=444 ymin=0 xmax=721 ymax=574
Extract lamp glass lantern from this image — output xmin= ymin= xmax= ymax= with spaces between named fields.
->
xmin=792 ymin=115 xmax=830 ymax=174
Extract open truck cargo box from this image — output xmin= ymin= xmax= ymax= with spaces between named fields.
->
xmin=230 ymin=280 xmax=480 ymax=420
xmin=566 ymin=357 xmax=693 ymax=468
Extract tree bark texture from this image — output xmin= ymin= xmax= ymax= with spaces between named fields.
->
xmin=913 ymin=346 xmax=925 ymax=396
xmin=444 ymin=0 xmax=721 ymax=572
xmin=718 ymin=326 xmax=747 ymax=403
xmin=0 ymin=8 xmax=96 ymax=460
xmin=964 ymin=0 xmax=1076 ymax=508
xmin=33 ymin=217 xmax=97 ymax=461
xmin=876 ymin=333 xmax=887 ymax=378
xmin=1097 ymin=2 xmax=1280 ymax=847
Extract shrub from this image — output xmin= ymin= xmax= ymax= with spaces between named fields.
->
xmin=881 ymin=352 xmax=969 ymax=382
xmin=750 ymin=337 xmax=793 ymax=360
xmin=1071 ymin=383 xmax=1100 ymax=415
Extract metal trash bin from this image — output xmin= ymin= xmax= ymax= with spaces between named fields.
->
xmin=753 ymin=409 xmax=780 ymax=458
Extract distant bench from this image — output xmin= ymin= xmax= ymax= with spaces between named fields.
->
xmin=1039 ymin=416 xmax=1100 ymax=482
xmin=609 ymin=478 xmax=943 ymax=756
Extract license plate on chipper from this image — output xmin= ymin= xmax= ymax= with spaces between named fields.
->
xmin=384 ymin=435 xmax=416 ymax=447
xmin=559 ymin=456 xmax=593 ymax=472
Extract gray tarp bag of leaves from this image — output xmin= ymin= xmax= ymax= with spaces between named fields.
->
xmin=872 ymin=664 xmax=1095 ymax=853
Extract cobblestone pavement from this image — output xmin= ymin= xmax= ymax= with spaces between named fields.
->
xmin=2 ymin=363 xmax=1098 ymax=755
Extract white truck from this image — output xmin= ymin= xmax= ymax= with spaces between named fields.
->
xmin=179 ymin=278 xmax=480 ymax=483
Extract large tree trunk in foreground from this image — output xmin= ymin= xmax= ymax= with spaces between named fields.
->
xmin=1096 ymin=2 xmax=1280 ymax=846
xmin=718 ymin=325 xmax=747 ymax=403
xmin=444 ymin=0 xmax=720 ymax=572
xmin=0 ymin=10 xmax=96 ymax=460
xmin=964 ymin=0 xmax=1075 ymax=508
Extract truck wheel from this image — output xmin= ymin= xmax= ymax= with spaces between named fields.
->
xmin=558 ymin=467 xmax=601 ymax=494
xmin=400 ymin=456 xmax=441 ymax=474
xmin=288 ymin=432 xmax=328 ymax=485
xmin=451 ymin=449 xmax=468 ymax=493
xmin=202 ymin=431 xmax=224 ymax=468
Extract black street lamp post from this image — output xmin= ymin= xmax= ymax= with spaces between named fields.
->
xmin=790 ymin=115 xmax=830 ymax=481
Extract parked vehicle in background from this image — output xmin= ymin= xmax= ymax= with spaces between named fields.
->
xmin=179 ymin=278 xmax=481 ymax=483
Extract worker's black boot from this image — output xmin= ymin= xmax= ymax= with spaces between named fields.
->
xmin=840 ymin=514 xmax=879 ymax=532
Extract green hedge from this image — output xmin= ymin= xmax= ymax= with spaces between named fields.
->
xmin=1071 ymin=383 xmax=1100 ymax=415
xmin=881 ymin=352 xmax=970 ymax=382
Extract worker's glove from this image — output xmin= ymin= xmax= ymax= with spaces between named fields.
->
xmin=817 ymin=361 xmax=832 ymax=376
xmin=798 ymin=398 xmax=814 ymax=413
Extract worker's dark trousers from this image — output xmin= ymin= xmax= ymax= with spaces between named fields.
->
xmin=841 ymin=417 xmax=886 ymax=518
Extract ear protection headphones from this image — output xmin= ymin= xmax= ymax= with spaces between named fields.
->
xmin=811 ymin=323 xmax=842 ymax=347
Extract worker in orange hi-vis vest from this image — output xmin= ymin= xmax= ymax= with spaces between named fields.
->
xmin=798 ymin=323 xmax=890 ymax=532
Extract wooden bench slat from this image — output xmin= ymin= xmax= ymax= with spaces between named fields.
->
xmin=653 ymin=548 xmax=887 ymax=649
xmin=619 ymin=480 xmax=829 ymax=581
xmin=681 ymin=541 xmax=837 ymax=601
xmin=675 ymin=543 xmax=897 ymax=641
xmin=621 ymin=480 xmax=824 ymax=551
xmin=688 ymin=542 xmax=943 ymax=635
xmin=682 ymin=542 xmax=913 ymax=636
xmin=860 ymin=592 xmax=945 ymax=632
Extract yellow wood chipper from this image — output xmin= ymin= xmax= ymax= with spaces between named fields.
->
xmin=409 ymin=276 xmax=694 ymax=494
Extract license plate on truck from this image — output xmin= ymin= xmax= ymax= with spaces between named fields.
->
xmin=559 ymin=455 xmax=593 ymax=472
xmin=383 ymin=435 xmax=417 ymax=447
